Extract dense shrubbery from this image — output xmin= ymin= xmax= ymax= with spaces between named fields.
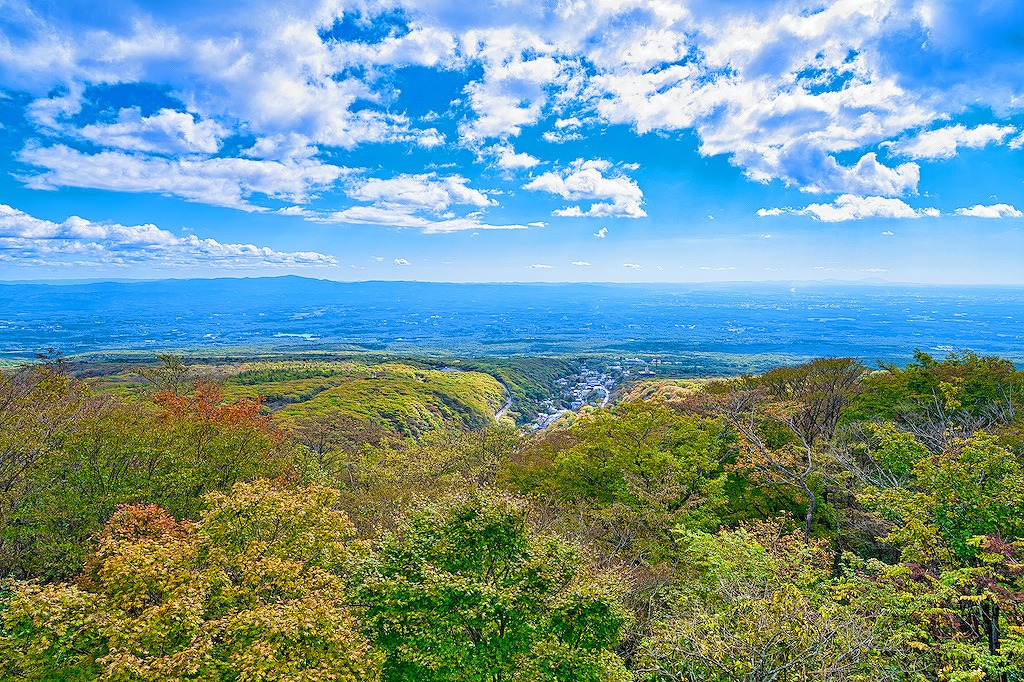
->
xmin=3 ymin=351 xmax=1024 ymax=680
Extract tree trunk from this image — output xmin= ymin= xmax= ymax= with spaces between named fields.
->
xmin=801 ymin=482 xmax=816 ymax=543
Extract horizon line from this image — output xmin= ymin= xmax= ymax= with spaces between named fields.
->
xmin=1 ymin=275 xmax=1024 ymax=288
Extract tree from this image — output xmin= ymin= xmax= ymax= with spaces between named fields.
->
xmin=853 ymin=351 xmax=1024 ymax=453
xmin=0 ymin=361 xmax=90 ymax=576
xmin=638 ymin=520 xmax=912 ymax=682
xmin=3 ymin=378 xmax=287 ymax=579
xmin=134 ymin=353 xmax=193 ymax=395
xmin=718 ymin=358 xmax=863 ymax=541
xmin=357 ymin=489 xmax=632 ymax=682
xmin=1 ymin=480 xmax=381 ymax=681
xmin=861 ymin=432 xmax=1024 ymax=680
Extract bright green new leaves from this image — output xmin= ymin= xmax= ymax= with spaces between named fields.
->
xmin=1 ymin=480 xmax=381 ymax=682
xmin=358 ymin=490 xmax=631 ymax=682
xmin=508 ymin=399 xmax=733 ymax=558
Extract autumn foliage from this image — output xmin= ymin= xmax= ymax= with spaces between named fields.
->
xmin=4 ymin=351 xmax=1024 ymax=681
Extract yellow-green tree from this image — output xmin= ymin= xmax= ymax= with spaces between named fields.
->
xmin=861 ymin=432 xmax=1024 ymax=680
xmin=638 ymin=521 xmax=915 ymax=681
xmin=1 ymin=480 xmax=381 ymax=681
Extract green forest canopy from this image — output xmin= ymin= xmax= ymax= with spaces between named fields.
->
xmin=3 ymin=350 xmax=1024 ymax=681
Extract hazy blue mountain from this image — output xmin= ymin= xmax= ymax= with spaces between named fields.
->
xmin=3 ymin=277 xmax=1023 ymax=371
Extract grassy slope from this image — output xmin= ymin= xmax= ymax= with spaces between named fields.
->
xmin=81 ymin=353 xmax=579 ymax=433
xmin=220 ymin=361 xmax=506 ymax=437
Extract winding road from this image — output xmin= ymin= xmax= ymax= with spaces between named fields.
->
xmin=494 ymin=382 xmax=513 ymax=421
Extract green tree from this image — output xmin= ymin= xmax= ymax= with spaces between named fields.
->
xmin=717 ymin=358 xmax=863 ymax=541
xmin=4 ymin=379 xmax=287 ymax=579
xmin=852 ymin=351 xmax=1024 ymax=453
xmin=861 ymin=433 xmax=1024 ymax=680
xmin=357 ymin=489 xmax=631 ymax=682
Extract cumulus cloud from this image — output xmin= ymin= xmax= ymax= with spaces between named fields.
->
xmin=75 ymin=107 xmax=227 ymax=154
xmin=890 ymin=124 xmax=1017 ymax=160
xmin=0 ymin=203 xmax=336 ymax=269
xmin=18 ymin=144 xmax=347 ymax=211
xmin=744 ymin=149 xmax=920 ymax=196
xmin=318 ymin=172 xmax=532 ymax=232
xmin=763 ymin=194 xmax=941 ymax=222
xmin=623 ymin=262 xmax=641 ymax=269
xmin=394 ymin=258 xmax=411 ymax=265
xmin=524 ymin=159 xmax=645 ymax=218
xmin=2 ymin=0 xmax=1024 ymax=201
xmin=4 ymin=0 xmax=1024 ymax=235
xmin=459 ymin=52 xmax=576 ymax=140
xmin=349 ymin=173 xmax=493 ymax=213
xmin=954 ymin=203 xmax=1023 ymax=218
xmin=487 ymin=143 xmax=541 ymax=170
xmin=594 ymin=227 xmax=608 ymax=238
xmin=571 ymin=261 xmax=590 ymax=266
xmin=528 ymin=263 xmax=553 ymax=269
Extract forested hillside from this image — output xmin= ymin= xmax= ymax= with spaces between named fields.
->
xmin=3 ymin=350 xmax=1024 ymax=681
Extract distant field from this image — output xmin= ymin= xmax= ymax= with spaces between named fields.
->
xmin=4 ymin=278 xmax=1024 ymax=372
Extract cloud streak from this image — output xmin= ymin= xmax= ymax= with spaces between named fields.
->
xmin=760 ymin=195 xmax=940 ymax=222
xmin=0 ymin=204 xmax=337 ymax=268
xmin=18 ymin=144 xmax=348 ymax=211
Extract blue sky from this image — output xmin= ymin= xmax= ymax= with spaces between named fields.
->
xmin=0 ymin=0 xmax=1023 ymax=282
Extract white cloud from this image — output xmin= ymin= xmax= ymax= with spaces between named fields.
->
xmin=18 ymin=144 xmax=347 ymax=211
xmin=458 ymin=49 xmax=576 ymax=141
xmin=3 ymin=0 xmax=1024 ymax=230
xmin=394 ymin=257 xmax=411 ymax=266
xmin=317 ymin=206 xmax=530 ymax=233
xmin=882 ymin=230 xmax=894 ymax=235
xmin=76 ymin=107 xmax=227 ymax=154
xmin=954 ymin=203 xmax=1023 ymax=219
xmin=594 ymin=227 xmax=608 ymax=238
xmin=757 ymin=207 xmax=784 ymax=217
xmin=349 ymin=173 xmax=493 ymax=213
xmin=524 ymin=159 xmax=645 ymax=218
xmin=487 ymin=143 xmax=541 ymax=169
xmin=317 ymin=172 xmax=531 ymax=232
xmin=743 ymin=149 xmax=920 ymax=196
xmin=571 ymin=260 xmax=590 ymax=266
xmin=243 ymin=134 xmax=319 ymax=162
xmin=772 ymin=194 xmax=941 ymax=222
xmin=0 ymin=203 xmax=335 ymax=269
xmin=623 ymin=262 xmax=641 ymax=269
xmin=890 ymin=124 xmax=1017 ymax=160
xmin=528 ymin=263 xmax=553 ymax=269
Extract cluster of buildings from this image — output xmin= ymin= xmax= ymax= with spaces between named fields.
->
xmin=527 ymin=359 xmax=664 ymax=431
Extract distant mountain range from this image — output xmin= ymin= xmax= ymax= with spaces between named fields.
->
xmin=2 ymin=276 xmax=1023 ymax=370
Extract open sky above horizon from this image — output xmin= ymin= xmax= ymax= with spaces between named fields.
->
xmin=0 ymin=0 xmax=1023 ymax=283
